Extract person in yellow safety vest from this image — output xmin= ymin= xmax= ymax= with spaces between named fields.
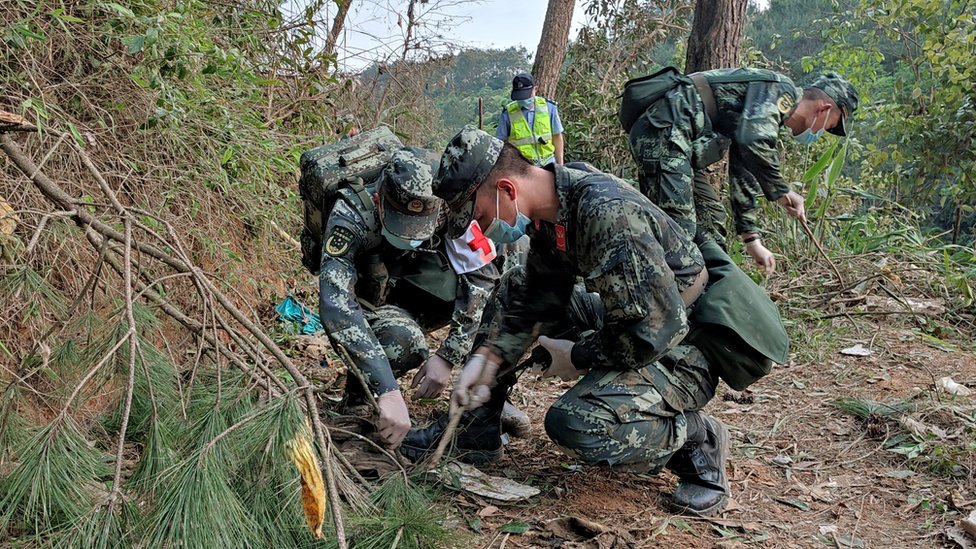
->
xmin=496 ymin=72 xmax=565 ymax=166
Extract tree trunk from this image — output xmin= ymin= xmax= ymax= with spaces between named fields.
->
xmin=324 ymin=0 xmax=354 ymax=59
xmin=684 ymin=0 xmax=747 ymax=72
xmin=531 ymin=0 xmax=575 ymax=99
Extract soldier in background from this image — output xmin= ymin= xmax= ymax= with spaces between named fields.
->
xmin=318 ymin=147 xmax=527 ymax=449
xmin=402 ymin=127 xmax=788 ymax=516
xmin=628 ymin=70 xmax=858 ymax=274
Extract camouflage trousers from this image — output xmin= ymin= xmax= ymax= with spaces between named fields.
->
xmin=628 ymin=85 xmax=728 ymax=245
xmin=364 ymin=305 xmax=429 ymax=377
xmin=482 ymin=268 xmax=718 ymax=473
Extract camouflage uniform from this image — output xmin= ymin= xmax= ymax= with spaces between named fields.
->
xmin=436 ymin=128 xmax=718 ymax=473
xmin=319 ymin=148 xmax=498 ymax=396
xmin=628 ymin=68 xmax=800 ymax=241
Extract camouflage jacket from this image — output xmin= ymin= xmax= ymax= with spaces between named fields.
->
xmin=701 ymin=68 xmax=799 ymax=232
xmin=319 ymin=184 xmax=498 ymax=396
xmin=487 ymin=163 xmax=705 ymax=371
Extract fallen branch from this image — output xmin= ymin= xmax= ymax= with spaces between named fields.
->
xmin=800 ymin=218 xmax=846 ymax=287
xmin=2 ymin=130 xmax=350 ymax=547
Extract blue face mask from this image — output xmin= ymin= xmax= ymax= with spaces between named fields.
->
xmin=381 ymin=226 xmax=423 ymax=250
xmin=793 ymin=108 xmax=829 ymax=145
xmin=483 ymin=188 xmax=531 ymax=244
xmin=517 ymin=98 xmax=535 ymax=109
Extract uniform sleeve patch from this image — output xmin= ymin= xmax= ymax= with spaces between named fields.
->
xmin=324 ymin=226 xmax=355 ymax=257
xmin=776 ymin=93 xmax=795 ymax=114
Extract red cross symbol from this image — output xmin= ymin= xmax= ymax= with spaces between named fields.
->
xmin=466 ymin=222 xmax=493 ymax=256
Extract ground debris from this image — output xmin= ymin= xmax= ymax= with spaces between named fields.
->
xmin=441 ymin=462 xmax=540 ymax=502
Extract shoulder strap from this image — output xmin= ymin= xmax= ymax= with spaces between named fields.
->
xmin=690 ymin=73 xmax=718 ymax=121
xmin=345 ymin=177 xmax=374 ymax=213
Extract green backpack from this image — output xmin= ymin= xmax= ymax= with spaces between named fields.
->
xmin=618 ymin=66 xmax=689 ymax=132
xmin=298 ymin=126 xmax=403 ymax=274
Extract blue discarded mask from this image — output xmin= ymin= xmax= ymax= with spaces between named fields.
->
xmin=517 ymin=98 xmax=535 ymax=109
xmin=483 ymin=188 xmax=530 ymax=244
xmin=793 ymin=108 xmax=828 ymax=145
xmin=381 ymin=226 xmax=423 ymax=250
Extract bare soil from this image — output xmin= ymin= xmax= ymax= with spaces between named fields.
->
xmin=426 ymin=322 xmax=976 ymax=549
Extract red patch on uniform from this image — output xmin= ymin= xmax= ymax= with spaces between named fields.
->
xmin=555 ymin=224 xmax=567 ymax=252
xmin=466 ymin=222 xmax=493 ymax=256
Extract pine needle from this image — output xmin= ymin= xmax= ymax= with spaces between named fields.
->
xmin=832 ymin=397 xmax=912 ymax=419
xmin=0 ymin=417 xmax=111 ymax=538
xmin=337 ymin=475 xmax=458 ymax=549
xmin=51 ymin=499 xmax=138 ymax=549
xmin=139 ymin=454 xmax=262 ymax=549
xmin=126 ymin=418 xmax=178 ymax=498
xmin=102 ymin=336 xmax=179 ymax=442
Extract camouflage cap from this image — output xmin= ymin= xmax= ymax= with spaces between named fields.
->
xmin=434 ymin=125 xmax=504 ymax=238
xmin=809 ymin=72 xmax=859 ymax=136
xmin=378 ymin=147 xmax=441 ymax=241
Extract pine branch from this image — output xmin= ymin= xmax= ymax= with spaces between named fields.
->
xmin=104 ymin=217 xmax=138 ymax=520
xmin=3 ymin=119 xmax=351 ymax=549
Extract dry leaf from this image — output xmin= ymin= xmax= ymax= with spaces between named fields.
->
xmin=0 ymin=195 xmax=17 ymax=235
xmin=288 ymin=430 xmax=326 ymax=539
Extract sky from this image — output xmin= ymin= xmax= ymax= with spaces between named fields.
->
xmin=326 ymin=0 xmax=591 ymax=72
xmin=299 ymin=0 xmax=772 ymax=72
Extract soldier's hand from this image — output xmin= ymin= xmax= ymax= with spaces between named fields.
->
xmin=745 ymin=239 xmax=776 ymax=275
xmin=410 ymin=354 xmax=452 ymax=400
xmin=538 ymin=336 xmax=584 ymax=381
xmin=777 ymin=191 xmax=807 ymax=223
xmin=451 ymin=350 xmax=499 ymax=414
xmin=376 ymin=390 xmax=411 ymax=448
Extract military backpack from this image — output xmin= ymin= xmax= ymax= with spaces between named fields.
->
xmin=298 ymin=126 xmax=403 ymax=274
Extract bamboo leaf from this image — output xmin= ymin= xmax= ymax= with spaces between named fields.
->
xmin=825 ymin=138 xmax=849 ymax=187
xmin=801 ymin=140 xmax=838 ymax=183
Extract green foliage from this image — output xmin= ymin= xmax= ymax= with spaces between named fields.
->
xmin=559 ymin=0 xmax=694 ymax=174
xmin=140 ymin=454 xmax=262 ymax=548
xmin=232 ymin=394 xmax=322 ymax=548
xmin=0 ymin=417 xmax=112 ymax=539
xmin=126 ymin=417 xmax=179 ymax=499
xmin=745 ymin=0 xmax=836 ymax=74
xmin=52 ymin=501 xmax=139 ymax=549
xmin=812 ymin=0 xmax=976 ymax=241
xmin=336 ymin=475 xmax=457 ymax=549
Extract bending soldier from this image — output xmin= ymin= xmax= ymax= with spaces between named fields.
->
xmin=626 ymin=69 xmax=858 ymax=273
xmin=402 ymin=127 xmax=788 ymax=517
xmin=318 ymin=147 xmax=527 ymax=449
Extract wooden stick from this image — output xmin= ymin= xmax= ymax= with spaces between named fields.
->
xmin=800 ymin=217 xmax=846 ymax=287
xmin=427 ymin=403 xmax=468 ymax=468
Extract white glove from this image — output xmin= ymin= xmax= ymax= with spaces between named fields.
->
xmin=376 ymin=390 xmax=411 ymax=449
xmin=450 ymin=353 xmax=499 ymax=414
xmin=745 ymin=239 xmax=776 ymax=275
xmin=538 ymin=336 xmax=583 ymax=381
xmin=777 ymin=190 xmax=807 ymax=223
xmin=410 ymin=354 xmax=452 ymax=400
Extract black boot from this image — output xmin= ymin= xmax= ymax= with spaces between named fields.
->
xmin=399 ymin=400 xmax=504 ymax=465
xmin=666 ymin=412 xmax=730 ymax=516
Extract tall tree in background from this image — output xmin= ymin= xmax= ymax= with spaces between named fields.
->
xmin=684 ymin=0 xmax=747 ymax=72
xmin=531 ymin=0 xmax=575 ymax=98
xmin=324 ymin=0 xmax=353 ymax=58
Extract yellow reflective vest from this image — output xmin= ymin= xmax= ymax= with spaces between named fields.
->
xmin=505 ymin=97 xmax=555 ymax=165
